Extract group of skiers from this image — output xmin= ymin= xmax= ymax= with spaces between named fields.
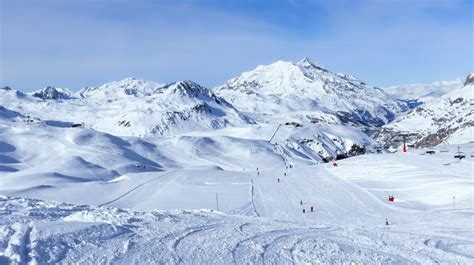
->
xmin=301 ymin=200 xmax=314 ymax=213
xmin=260 ymin=166 xmax=392 ymax=226
xmin=271 ymin=168 xmax=317 ymax=214
xmin=258 ymin=165 xmax=320 ymax=215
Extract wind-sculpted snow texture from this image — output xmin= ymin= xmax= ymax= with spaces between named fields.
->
xmin=215 ymin=58 xmax=406 ymax=126
xmin=1 ymin=193 xmax=472 ymax=264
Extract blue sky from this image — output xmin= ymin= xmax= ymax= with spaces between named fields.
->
xmin=1 ymin=0 xmax=472 ymax=91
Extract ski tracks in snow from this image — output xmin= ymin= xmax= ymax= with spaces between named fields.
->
xmin=1 ymin=197 xmax=473 ymax=264
xmin=98 ymin=170 xmax=177 ymax=207
xmin=250 ymin=178 xmax=260 ymax=217
xmin=0 ymin=222 xmax=37 ymax=264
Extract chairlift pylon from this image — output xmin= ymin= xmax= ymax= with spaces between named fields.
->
xmin=454 ymin=146 xmax=466 ymax=159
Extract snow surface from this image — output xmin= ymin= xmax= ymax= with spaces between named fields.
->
xmin=0 ymin=116 xmax=374 ymax=195
xmin=1 ymin=112 xmax=473 ymax=263
xmin=1 ymin=190 xmax=472 ymax=264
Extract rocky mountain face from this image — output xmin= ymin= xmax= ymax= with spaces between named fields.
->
xmin=374 ymin=73 xmax=473 ymax=149
xmin=464 ymin=73 xmax=474 ymax=86
xmin=215 ymin=58 xmax=407 ymax=127
xmin=31 ymin=86 xmax=74 ymax=100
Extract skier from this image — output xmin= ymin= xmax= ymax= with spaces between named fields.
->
xmin=303 ymin=209 xmax=306 ymax=213
xmin=284 ymin=172 xmax=287 ymax=176
xmin=310 ymin=206 xmax=314 ymax=212
xmin=385 ymin=218 xmax=389 ymax=225
xmin=300 ymin=200 xmax=303 ymax=205
xmin=277 ymin=178 xmax=280 ymax=183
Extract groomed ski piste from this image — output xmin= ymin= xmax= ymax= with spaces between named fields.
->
xmin=1 ymin=124 xmax=473 ymax=264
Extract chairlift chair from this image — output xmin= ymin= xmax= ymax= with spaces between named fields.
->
xmin=454 ymin=147 xmax=466 ymax=159
xmin=386 ymin=191 xmax=395 ymax=202
xmin=440 ymin=147 xmax=449 ymax=153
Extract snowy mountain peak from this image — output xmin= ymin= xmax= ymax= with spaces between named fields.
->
xmin=297 ymin=57 xmax=326 ymax=71
xmin=0 ymin=86 xmax=26 ymax=98
xmin=464 ymin=72 xmax=474 ymax=86
xmin=77 ymin=78 xmax=164 ymax=98
xmin=216 ymin=59 xmax=405 ymax=127
xmin=122 ymin=77 xmax=137 ymax=82
xmin=31 ymin=86 xmax=74 ymax=100
xmin=164 ymin=80 xmax=210 ymax=96
xmin=160 ymin=80 xmax=228 ymax=106
xmin=0 ymin=78 xmax=253 ymax=136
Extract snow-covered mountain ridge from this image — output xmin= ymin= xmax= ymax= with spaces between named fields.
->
xmin=31 ymin=86 xmax=75 ymax=100
xmin=0 ymin=79 xmax=253 ymax=137
xmin=77 ymin=77 xmax=165 ymax=98
xmin=215 ymin=58 xmax=407 ymax=127
xmin=0 ymin=59 xmax=411 ymax=155
xmin=384 ymin=77 xmax=464 ymax=104
xmin=2 ymin=59 xmax=470 ymax=150
xmin=375 ymin=73 xmax=473 ymax=148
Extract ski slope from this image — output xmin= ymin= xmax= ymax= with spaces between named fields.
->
xmin=0 ymin=100 xmax=472 ymax=263
xmin=1 ymin=142 xmax=473 ymax=263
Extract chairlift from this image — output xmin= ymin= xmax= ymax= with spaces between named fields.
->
xmin=70 ymin=123 xmax=83 ymax=128
xmin=134 ymin=162 xmax=146 ymax=169
xmin=426 ymin=150 xmax=435 ymax=155
xmin=386 ymin=191 xmax=395 ymax=202
xmin=440 ymin=146 xmax=449 ymax=153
